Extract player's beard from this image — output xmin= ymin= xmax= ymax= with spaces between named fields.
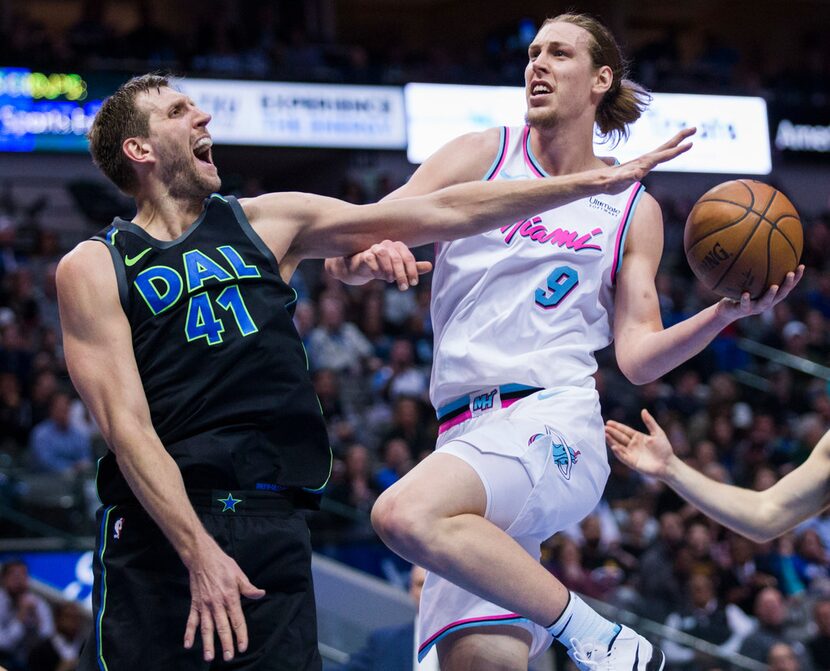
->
xmin=526 ymin=106 xmax=559 ymax=130
xmin=158 ymin=146 xmax=221 ymax=203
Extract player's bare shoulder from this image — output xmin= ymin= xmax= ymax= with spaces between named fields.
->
xmin=56 ymin=240 xmax=122 ymax=328
xmin=57 ymin=241 xmax=117 ymax=294
xmin=398 ymin=127 xmax=505 ymax=196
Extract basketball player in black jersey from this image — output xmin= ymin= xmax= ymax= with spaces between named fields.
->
xmin=57 ymin=73 xmax=691 ymax=670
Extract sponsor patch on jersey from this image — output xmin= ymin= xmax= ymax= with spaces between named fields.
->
xmin=587 ymin=196 xmax=622 ymax=218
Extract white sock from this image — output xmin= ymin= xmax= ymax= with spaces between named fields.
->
xmin=546 ymin=592 xmax=621 ymax=650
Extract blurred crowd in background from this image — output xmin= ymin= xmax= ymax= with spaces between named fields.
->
xmin=2 ymin=0 xmax=830 ymax=669
xmin=0 ymin=0 xmax=827 ymax=107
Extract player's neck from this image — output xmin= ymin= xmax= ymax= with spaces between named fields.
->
xmin=132 ymin=191 xmax=205 ymax=241
xmin=528 ymin=119 xmax=605 ymax=176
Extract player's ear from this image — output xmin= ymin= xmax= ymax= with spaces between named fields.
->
xmin=592 ymin=65 xmax=613 ymax=96
xmin=123 ymin=137 xmax=154 ymax=165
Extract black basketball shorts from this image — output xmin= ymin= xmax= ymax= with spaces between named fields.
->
xmin=78 ymin=490 xmax=321 ymax=670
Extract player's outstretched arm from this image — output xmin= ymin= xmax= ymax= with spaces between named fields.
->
xmin=257 ymin=128 xmax=695 ymax=265
xmin=605 ymin=409 xmax=830 ymax=543
xmin=324 ymin=129 xmax=501 ymax=288
xmin=57 ymin=243 xmax=265 ymax=663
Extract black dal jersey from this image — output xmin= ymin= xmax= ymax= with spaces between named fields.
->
xmin=91 ymin=194 xmax=331 ymax=504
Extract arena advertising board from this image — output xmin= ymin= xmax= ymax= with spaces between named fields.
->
xmin=177 ymin=79 xmax=407 ymax=149
xmin=768 ymin=102 xmax=830 ymax=157
xmin=404 ymin=83 xmax=772 ymax=174
xmin=0 ymin=67 xmax=104 ymax=152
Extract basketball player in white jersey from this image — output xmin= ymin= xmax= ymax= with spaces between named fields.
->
xmin=327 ymin=13 xmax=802 ymax=671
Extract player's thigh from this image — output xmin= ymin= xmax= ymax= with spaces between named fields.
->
xmin=78 ymin=505 xmax=196 ymax=671
xmin=376 ymin=451 xmax=488 ymax=520
xmin=437 ymin=624 xmax=532 ymax=671
xmin=207 ymin=510 xmax=321 ymax=671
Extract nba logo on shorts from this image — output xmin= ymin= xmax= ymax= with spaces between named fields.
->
xmin=113 ymin=517 xmax=124 ymax=540
xmin=528 ymin=426 xmax=580 ymax=480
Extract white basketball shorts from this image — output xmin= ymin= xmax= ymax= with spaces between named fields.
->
xmin=418 ymin=385 xmax=610 ymax=662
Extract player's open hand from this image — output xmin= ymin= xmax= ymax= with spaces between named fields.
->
xmin=715 ymin=265 xmax=805 ymax=321
xmin=183 ymin=543 xmax=266 ymax=662
xmin=600 ymin=127 xmax=696 ymax=195
xmin=605 ymin=409 xmax=675 ymax=479
xmin=325 ymin=240 xmax=433 ymax=290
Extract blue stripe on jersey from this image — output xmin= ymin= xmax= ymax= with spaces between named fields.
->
xmin=613 ymin=184 xmax=646 ymax=282
xmin=482 ymin=127 xmax=507 ymax=180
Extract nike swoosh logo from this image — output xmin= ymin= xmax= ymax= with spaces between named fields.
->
xmin=124 ymin=248 xmax=151 ymax=266
xmin=537 ymin=390 xmax=562 ymax=400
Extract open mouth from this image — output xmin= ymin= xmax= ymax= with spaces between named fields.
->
xmin=193 ymin=137 xmax=214 ymax=166
xmin=529 ymin=82 xmax=553 ymax=99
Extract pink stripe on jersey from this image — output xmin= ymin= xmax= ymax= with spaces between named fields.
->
xmin=486 ymin=127 xmax=510 ymax=180
xmin=610 ymin=184 xmax=643 ymax=284
xmin=522 ymin=126 xmax=545 ymax=177
xmin=438 ymin=410 xmax=472 ymax=434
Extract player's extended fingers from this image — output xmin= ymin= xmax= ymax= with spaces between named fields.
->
xmin=641 ymin=408 xmax=662 ymax=435
xmin=416 ymin=261 xmax=433 ymax=275
xmin=755 ymin=284 xmax=779 ymax=311
xmin=227 ymin=597 xmax=250 ymax=655
xmin=656 ymin=127 xmax=697 ymax=151
xmin=604 ymin=423 xmax=632 ymax=445
xmin=394 ymin=242 xmax=420 ymax=287
xmin=370 ymin=244 xmax=396 ymax=282
xmin=211 ymin=602 xmax=236 ymax=662
xmin=200 ymin=606 xmax=216 ymax=662
xmin=184 ymin=604 xmax=200 ymax=649
xmin=388 ymin=247 xmax=410 ymax=291
xmin=605 ymin=420 xmax=635 ymax=439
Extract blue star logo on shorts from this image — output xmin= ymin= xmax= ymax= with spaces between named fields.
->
xmin=217 ymin=493 xmax=242 ymax=512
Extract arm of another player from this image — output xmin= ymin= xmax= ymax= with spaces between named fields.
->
xmin=605 ymin=410 xmax=830 ymax=543
xmin=612 ymin=195 xmax=802 ymax=384
xmin=324 ymin=129 xmax=501 ymax=288
xmin=270 ymin=129 xmax=695 ymax=266
xmin=57 ymin=243 xmax=265 ymax=663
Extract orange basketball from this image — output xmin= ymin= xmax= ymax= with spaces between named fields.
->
xmin=684 ymin=180 xmax=802 ymax=300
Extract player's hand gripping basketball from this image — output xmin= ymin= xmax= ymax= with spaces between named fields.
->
xmin=713 ymin=265 xmax=805 ymax=321
xmin=605 ymin=409 xmax=674 ymax=479
xmin=598 ymin=127 xmax=696 ymax=195
xmin=183 ymin=542 xmax=266 ymax=662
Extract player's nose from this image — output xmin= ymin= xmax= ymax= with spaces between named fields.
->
xmin=194 ymin=107 xmax=212 ymax=128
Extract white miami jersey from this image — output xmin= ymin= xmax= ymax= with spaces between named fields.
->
xmin=430 ymin=125 xmax=645 ymax=410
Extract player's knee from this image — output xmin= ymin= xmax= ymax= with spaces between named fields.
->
xmin=372 ymin=489 xmax=431 ymax=555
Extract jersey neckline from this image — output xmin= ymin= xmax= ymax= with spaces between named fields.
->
xmin=112 ymin=194 xmax=224 ymax=249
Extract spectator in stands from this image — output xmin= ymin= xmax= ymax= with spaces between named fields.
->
xmin=807 ymin=599 xmax=830 ymax=670
xmin=637 ymin=511 xmax=686 ymax=621
xmin=0 ymin=559 xmax=55 ymax=670
xmin=718 ymin=532 xmax=776 ymax=615
xmin=0 ymin=371 xmax=31 ymax=451
xmin=326 ymin=444 xmax=379 ymax=518
xmin=307 ymin=292 xmax=373 ymax=375
xmin=28 ymin=391 xmax=92 ymax=475
xmin=663 ymin=573 xmax=738 ymax=669
xmin=374 ymin=438 xmax=413 ymax=492
xmin=379 ymin=396 xmax=435 ymax=460
xmin=769 ymin=642 xmax=803 ymax=671
xmin=739 ymin=587 xmax=810 ymax=666
xmin=27 ymin=600 xmax=86 ymax=671
xmin=371 ymin=338 xmax=428 ymax=402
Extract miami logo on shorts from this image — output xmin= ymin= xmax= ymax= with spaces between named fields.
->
xmin=528 ymin=426 xmax=581 ymax=480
